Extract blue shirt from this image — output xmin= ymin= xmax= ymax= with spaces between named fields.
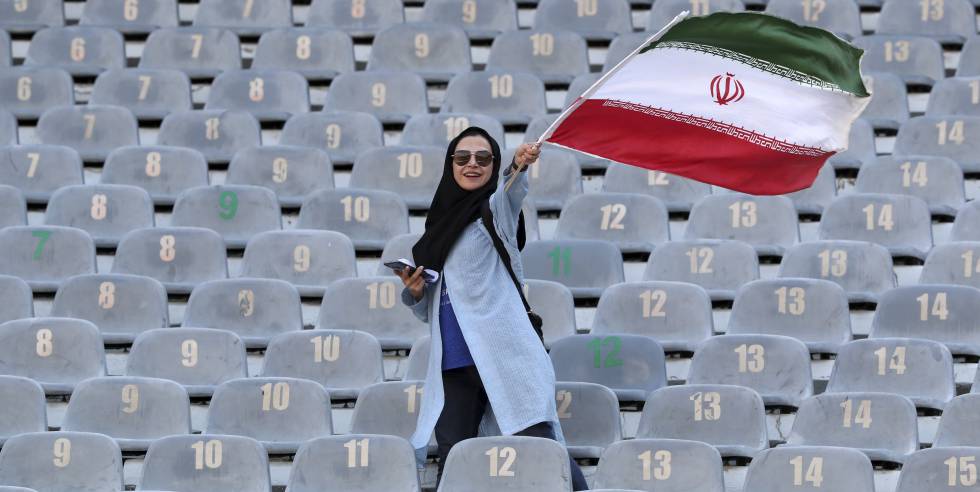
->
xmin=439 ymin=278 xmax=475 ymax=370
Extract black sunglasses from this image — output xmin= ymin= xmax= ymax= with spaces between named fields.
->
xmin=452 ymin=150 xmax=494 ymax=167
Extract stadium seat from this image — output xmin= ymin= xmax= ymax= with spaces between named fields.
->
xmin=648 ymin=0 xmax=744 ymax=31
xmin=317 ymin=277 xmax=427 ymax=349
xmin=524 ymin=279 xmax=577 ymax=348
xmin=894 ymin=116 xmax=980 ymax=172
xmin=280 ymin=111 xmax=384 ymax=166
xmin=0 ymin=30 xmax=7 ymax=66
xmin=895 ymin=447 xmax=980 ymax=492
xmin=927 ymin=77 xmax=980 ymax=117
xmin=524 ymin=114 xmax=608 ymax=169
xmin=36 ymin=105 xmax=139 ymax=161
xmin=554 ymin=381 xmax=621 ymax=459
xmin=819 ymin=194 xmax=933 ymax=259
xmin=826 ymin=118 xmax=876 ymax=169
xmin=324 ymin=71 xmax=427 ymax=124
xmin=348 ymin=145 xmax=444 ymax=209
xmin=80 ymin=0 xmax=178 ymax=34
xmin=877 ymin=0 xmax=975 ymax=43
xmin=349 ymin=381 xmax=426 ymax=441
xmin=438 ymin=436 xmax=573 ymax=492
xmin=933 ymin=394 xmax=980 ymax=447
xmin=421 ymin=0 xmax=517 ymax=40
xmin=0 ymin=111 xmax=14 ymax=145
xmin=592 ymin=438 xmax=725 ymax=492
xmin=521 ymin=239 xmax=624 ymax=299
xmin=0 ymin=0 xmax=64 ymax=33
xmin=0 ymin=185 xmax=26 ymax=228
xmin=44 ymin=184 xmax=154 ymax=247
xmin=920 ymin=242 xmax=980 ymax=288
xmin=862 ymin=72 xmax=910 ymax=131
xmin=688 ymin=334 xmax=813 ymax=407
xmin=253 ymin=28 xmax=354 ymax=81
xmin=959 ymin=37 xmax=980 ymax=76
xmin=555 ymin=192 xmax=669 ymax=253
xmin=306 ymin=0 xmax=405 ymax=37
xmin=785 ymin=162 xmax=837 ymax=215
xmin=778 ymin=240 xmax=896 ymax=303
xmin=563 ymin=72 xmax=601 ymax=107
xmin=592 ymin=281 xmax=713 ymax=352
xmin=100 ymin=145 xmax=209 ymax=206
xmin=602 ymin=165 xmax=713 ymax=213
xmin=261 ymin=329 xmax=384 ymax=400
xmin=403 ymin=335 xmax=429 ymax=381
xmin=534 ymin=0 xmax=633 ymax=41
xmin=401 ymin=113 xmax=504 ymax=148
xmin=522 ymin=201 xmax=541 ymax=240
xmin=287 ymin=434 xmax=421 ymax=492
xmin=226 ymin=145 xmax=333 ymax=207
xmin=139 ymin=27 xmax=242 ymax=78
xmin=855 ymin=156 xmax=964 ymax=216
xmin=126 ymin=327 xmax=247 ymax=398
xmin=550 ymin=334 xmax=667 ymax=402
xmin=0 ymin=376 xmax=45 ymax=445
xmin=951 ymin=201 xmax=980 ymax=241
xmin=643 ymin=239 xmax=759 ymax=302
xmin=61 ymin=376 xmax=190 ymax=451
xmin=25 ymin=26 xmax=124 ymax=76
xmin=636 ymin=384 xmax=768 ymax=458
xmin=602 ymin=32 xmax=650 ymax=72
xmin=183 ymin=278 xmax=302 ymax=349
xmin=852 ymin=35 xmax=945 ymax=87
xmin=240 ymin=230 xmax=357 ymax=297
xmin=728 ymin=278 xmax=852 ymax=353
xmin=0 ymin=317 xmax=105 ymax=395
xmin=158 ymin=109 xmax=261 ymax=163
xmin=139 ymin=434 xmax=271 ymax=492
xmin=486 ymin=30 xmax=588 ymax=84
xmin=0 ymin=145 xmax=82 ymax=204
xmin=764 ymin=0 xmax=862 ymax=39
xmin=205 ymin=69 xmax=310 ymax=122
xmin=193 ymin=0 xmax=292 ymax=36
xmin=0 ymin=226 xmax=95 ymax=293
xmin=90 ymin=68 xmax=191 ymax=120
xmin=171 ymin=185 xmax=282 ymax=248
xmin=0 ymin=275 xmax=32 ymax=324
xmin=522 ymin=148 xmax=583 ymax=212
xmin=112 ymin=227 xmax=228 ymax=294
xmin=207 ymin=377 xmax=332 ymax=454
xmin=743 ymin=446 xmax=875 ymax=492
xmin=0 ymin=431 xmax=122 ymax=492
xmin=685 ymin=194 xmax=799 ymax=256
xmin=298 ymin=188 xmax=409 ymax=251
xmin=50 ymin=273 xmax=168 ymax=344
xmin=870 ymin=285 xmax=980 ymax=356
xmin=442 ymin=70 xmax=547 ymax=125
xmin=0 ymin=67 xmax=74 ymax=119
xmin=368 ymin=24 xmax=471 ymax=83
xmin=376 ymin=233 xmax=423 ymax=276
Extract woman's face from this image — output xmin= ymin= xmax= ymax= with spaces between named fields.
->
xmin=453 ymin=135 xmax=494 ymax=191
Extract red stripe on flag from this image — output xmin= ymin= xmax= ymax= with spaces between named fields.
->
xmin=547 ymin=99 xmax=833 ymax=195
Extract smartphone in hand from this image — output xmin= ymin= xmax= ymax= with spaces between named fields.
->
xmin=385 ymin=258 xmax=439 ymax=284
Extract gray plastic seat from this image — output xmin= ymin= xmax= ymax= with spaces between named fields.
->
xmin=403 ymin=335 xmax=430 ymax=381
xmin=729 ymin=278 xmax=852 ymax=354
xmin=534 ymin=0 xmax=632 ymax=41
xmin=62 ymin=376 xmax=190 ymax=451
xmin=0 ymin=184 xmax=25 ymax=228
xmin=0 ymin=67 xmax=74 ymax=119
xmin=828 ymin=338 xmax=954 ymax=410
xmin=952 ymin=201 xmax=980 ymax=241
xmin=522 ymin=147 xmax=582 ymax=212
xmin=522 ymin=201 xmax=541 ymax=240
xmin=240 ymin=230 xmax=356 ymax=297
xmin=139 ymin=27 xmax=241 ymax=78
xmin=0 ymin=376 xmax=45 ymax=445
xmin=44 ymin=184 xmax=154 ymax=247
xmin=524 ymin=279 xmax=577 ymax=348
xmin=0 ymin=317 xmax=105 ymax=394
xmin=51 ymin=273 xmax=168 ymax=344
xmin=401 ymin=113 xmax=504 ymax=148
xmin=927 ymin=77 xmax=980 ymax=117
xmin=37 ymin=105 xmax=138 ymax=161
xmin=564 ymin=72 xmax=601 ymax=108
xmin=778 ymin=240 xmax=896 ymax=303
xmin=862 ymin=72 xmax=910 ymax=131
xmin=636 ymin=384 xmax=768 ymax=458
xmin=376 ymin=232 xmax=423 ymax=276
xmin=787 ymin=392 xmax=918 ymax=463
xmin=871 ymin=285 xmax=980 ymax=357
xmin=158 ymin=109 xmax=261 ymax=163
xmin=592 ymin=438 xmax=725 ymax=492
xmin=921 ymin=242 xmax=980 ymax=288
xmin=262 ymin=329 xmax=384 ymax=400
xmin=764 ymin=0 xmax=861 ymax=39
xmin=349 ymin=381 xmax=427 ymax=440
xmin=80 ymin=0 xmax=178 ymax=34
xmin=0 ymin=275 xmax=32 ymax=323
xmin=826 ymin=118 xmax=876 ymax=170
xmin=550 ymin=334 xmax=666 ymax=402
xmin=877 ymin=0 xmax=975 ymax=43
xmin=853 ymin=35 xmax=944 ymax=87
xmin=90 ymin=68 xmax=191 ymax=120
xmin=193 ymin=0 xmax=291 ymax=36
xmin=101 ymin=145 xmax=209 ymax=206
xmin=603 ymin=165 xmax=712 ymax=213
xmin=528 ymin=113 xmax=608 ymax=169
xmin=348 ymin=145 xmax=443 ymax=209
xmin=420 ymin=0 xmax=517 ymax=40
xmin=521 ymin=239 xmax=624 ymax=299
xmin=205 ymin=69 xmax=310 ymax=122
xmin=253 ymin=28 xmax=354 ymax=81
xmin=438 ymin=435 xmax=572 ymax=492
xmin=486 ymin=30 xmax=588 ymax=84
xmin=855 ymin=155 xmax=964 ymax=216
xmin=306 ymin=0 xmax=405 ymax=37
xmin=555 ymin=192 xmax=669 ymax=253
xmin=25 ymin=26 xmax=124 ymax=76
xmin=317 ymin=276 xmax=427 ymax=349
xmin=183 ymin=278 xmax=302 ymax=349
xmin=819 ymin=193 xmax=933 ymax=259
xmin=287 ymin=434 xmax=421 ymax=492
xmin=896 ymin=447 xmax=980 ymax=492
xmin=280 ymin=111 xmax=383 ymax=166
xmin=227 ymin=145 xmax=333 ymax=207
xmin=933 ymin=394 xmax=980 ymax=447
xmin=171 ymin=184 xmax=282 ymax=248
xmin=139 ymin=434 xmax=271 ymax=492
xmin=0 ymin=0 xmax=64 ymax=33
xmin=554 ymin=381 xmax=621 ymax=459
xmin=112 ymin=226 xmax=228 ymax=294
xmin=0 ymin=111 xmax=14 ymax=145
xmin=688 ymin=334 xmax=813 ymax=407
xmin=367 ymin=23 xmax=471 ymax=83
xmin=592 ymin=281 xmax=712 ymax=353
xmin=643 ymin=239 xmax=759 ymax=302
xmin=0 ymin=145 xmax=82 ymax=204
xmin=0 ymin=431 xmax=122 ymax=492
xmin=298 ymin=188 xmax=409 ymax=251
xmin=602 ymin=32 xmax=651 ymax=72
xmin=442 ymin=70 xmax=547 ymax=125
xmin=743 ymin=445 xmax=875 ymax=492
xmin=0 ymin=226 xmax=94 ymax=293
xmin=785 ymin=162 xmax=837 ymax=215
xmin=648 ymin=0 xmax=744 ymax=31
xmin=126 ymin=327 xmax=247 ymax=398
xmin=207 ymin=377 xmax=332 ymax=454
xmin=0 ymin=30 xmax=7 ymax=66
xmin=324 ymin=71 xmax=427 ymax=124
xmin=959 ymin=37 xmax=980 ymax=76
xmin=685 ymin=194 xmax=799 ymax=256
xmin=894 ymin=116 xmax=980 ymax=172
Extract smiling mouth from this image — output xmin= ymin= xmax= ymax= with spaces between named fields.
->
xmin=463 ymin=172 xmax=482 ymax=178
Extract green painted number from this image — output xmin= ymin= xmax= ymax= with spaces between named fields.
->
xmin=31 ymin=230 xmax=50 ymax=260
xmin=548 ymin=246 xmax=571 ymax=276
xmin=588 ymin=336 xmax=623 ymax=368
xmin=218 ymin=190 xmax=238 ymax=220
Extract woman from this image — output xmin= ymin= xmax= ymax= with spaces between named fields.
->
xmin=397 ymin=127 xmax=588 ymax=490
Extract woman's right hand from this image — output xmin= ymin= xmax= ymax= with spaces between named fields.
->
xmin=397 ymin=266 xmax=426 ymax=301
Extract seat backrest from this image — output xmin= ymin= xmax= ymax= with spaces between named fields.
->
xmin=0 ymin=275 xmax=32 ymax=324
xmin=158 ymin=109 xmax=261 ymax=163
xmin=51 ymin=273 xmax=168 ymax=344
xmin=592 ymin=280 xmax=713 ymax=353
xmin=0 ymin=431 xmax=122 ymax=492
xmin=226 ymin=145 xmax=334 ymax=207
xmin=933 ymin=394 xmax=980 ymax=447
xmin=554 ymin=381 xmax=621 ymax=451
xmin=25 ymin=26 xmax=125 ymax=76
xmin=648 ymin=0 xmax=744 ymax=31
xmin=685 ymin=194 xmax=799 ymax=254
xmin=367 ymin=23 xmax=471 ymax=81
xmin=555 ymin=192 xmax=669 ymax=253
xmin=828 ymin=119 xmax=877 ymax=169
xmin=0 ymin=376 xmax=46 ymax=442
xmin=253 ymin=28 xmax=354 ymax=80
xmin=240 ymin=230 xmax=357 ymax=296
xmin=348 ymin=145 xmax=444 ymax=209
xmin=192 ymin=0 xmax=292 ymax=35
xmin=486 ymin=29 xmax=588 ymax=84
xmin=205 ymin=69 xmax=310 ymax=121
xmin=520 ymin=239 xmax=625 ymax=299
xmin=401 ymin=113 xmax=505 ymax=148
xmin=139 ymin=27 xmax=241 ymax=78
xmin=742 ymin=445 xmax=875 ymax=492
xmin=80 ymin=0 xmax=178 ymax=33
xmin=0 ymin=145 xmax=83 ymax=204
xmin=111 ymin=226 xmax=228 ymax=294
xmin=871 ymin=285 xmax=980 ymax=356
xmin=349 ymin=381 xmax=426 ymax=439
xmin=261 ymin=329 xmax=384 ymax=398
xmin=877 ymin=0 xmax=975 ymax=42
xmin=420 ymin=0 xmax=517 ymax=39
xmin=534 ymin=0 xmax=633 ymax=41
xmin=0 ymin=225 xmax=95 ymax=292
xmin=323 ymin=71 xmax=428 ymax=124
xmin=926 ymin=77 xmax=980 ymax=118
xmin=0 ymin=110 xmax=14 ymax=145
xmin=0 ymin=318 xmax=105 ymax=393
xmin=0 ymin=0 xmax=64 ymax=32
xmin=525 ymin=279 xmax=578 ymax=347
xmin=183 ymin=278 xmax=302 ymax=348
xmin=61 ymin=376 xmax=190 ymax=444
xmin=44 ymin=184 xmax=155 ymax=247
xmin=438 ymin=436 xmax=572 ymax=492
xmin=855 ymin=155 xmax=964 ymax=215
xmin=920 ymin=242 xmax=980 ymax=288
xmin=139 ymin=434 xmax=271 ymax=492
xmin=960 ymin=38 xmax=980 ymax=76
xmin=126 ymin=327 xmax=247 ymax=397
xmin=643 ymin=239 xmax=759 ymax=301
xmin=90 ymin=68 xmax=192 ymax=119
xmin=550 ymin=334 xmax=666 ymax=402
xmin=101 ymin=145 xmax=210 ymax=205
xmin=298 ymin=188 xmax=409 ymax=251
xmin=592 ymin=438 xmax=725 ymax=492
xmin=778 ymin=240 xmax=896 ymax=302
xmin=602 ymin=32 xmax=652 ymax=72
xmin=288 ymin=434 xmax=421 ymax=492
xmin=861 ymin=71 xmax=910 ymax=129
xmin=36 ymin=104 xmax=139 ymax=161
xmin=764 ymin=0 xmax=861 ymax=38
xmin=852 ymin=35 xmax=944 ymax=86
xmin=523 ymin=148 xmax=582 ymax=211
xmin=952 ymin=201 xmax=980 ymax=241
xmin=442 ymin=70 xmax=547 ymax=125
xmin=171 ymin=184 xmax=282 ymax=247
xmin=894 ymin=116 xmax=980 ymax=172
xmin=0 ymin=184 xmax=26 ymax=228
xmin=279 ymin=111 xmax=384 ymax=165
xmin=306 ymin=0 xmax=405 ymax=36
xmin=602 ymin=165 xmax=711 ymax=213
xmin=786 ymin=162 xmax=837 ymax=214
xmin=403 ymin=335 xmax=430 ymax=381
xmin=317 ymin=276 xmax=427 ymax=349
xmin=0 ymin=30 xmax=7 ymax=66
xmin=0 ymin=66 xmax=74 ymax=119
xmin=896 ymin=447 xmax=980 ymax=492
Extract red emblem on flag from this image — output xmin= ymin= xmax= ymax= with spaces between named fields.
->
xmin=710 ymin=72 xmax=745 ymax=106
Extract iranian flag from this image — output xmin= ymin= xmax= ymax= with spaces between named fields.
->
xmin=539 ymin=12 xmax=870 ymax=195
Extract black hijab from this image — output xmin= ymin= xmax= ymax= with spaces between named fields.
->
xmin=412 ymin=126 xmax=526 ymax=272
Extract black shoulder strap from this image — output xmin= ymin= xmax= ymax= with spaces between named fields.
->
xmin=481 ymin=200 xmax=532 ymax=313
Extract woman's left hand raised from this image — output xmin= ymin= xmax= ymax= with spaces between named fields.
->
xmin=514 ymin=142 xmax=542 ymax=167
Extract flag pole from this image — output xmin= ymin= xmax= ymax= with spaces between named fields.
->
xmin=504 ymin=10 xmax=691 ymax=191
